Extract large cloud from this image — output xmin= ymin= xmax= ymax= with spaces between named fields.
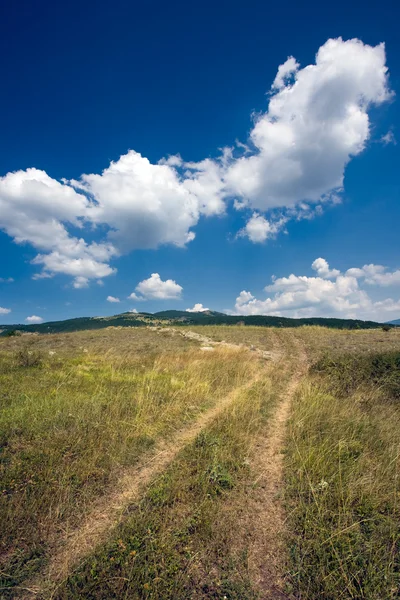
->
xmin=0 ymin=38 xmax=392 ymax=284
xmin=226 ymin=38 xmax=391 ymax=214
xmin=233 ymin=259 xmax=400 ymax=321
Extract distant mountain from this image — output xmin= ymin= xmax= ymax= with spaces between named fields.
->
xmin=387 ymin=319 xmax=400 ymax=325
xmin=0 ymin=310 xmax=390 ymax=336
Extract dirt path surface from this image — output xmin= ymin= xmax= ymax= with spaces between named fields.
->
xmin=21 ymin=339 xmax=276 ymax=599
xmin=246 ymin=334 xmax=308 ymax=599
xmin=158 ymin=327 xmax=282 ymax=361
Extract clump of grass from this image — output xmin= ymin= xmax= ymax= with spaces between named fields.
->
xmin=14 ymin=345 xmax=43 ymax=368
xmin=285 ymin=352 xmax=400 ymax=599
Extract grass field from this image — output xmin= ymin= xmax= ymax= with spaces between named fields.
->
xmin=1 ymin=325 xmax=399 ymax=598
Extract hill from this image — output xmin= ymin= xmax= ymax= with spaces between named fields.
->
xmin=387 ymin=318 xmax=400 ymax=325
xmin=0 ymin=310 xmax=389 ymax=336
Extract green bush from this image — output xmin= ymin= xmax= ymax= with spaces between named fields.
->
xmin=313 ymin=351 xmax=400 ymax=399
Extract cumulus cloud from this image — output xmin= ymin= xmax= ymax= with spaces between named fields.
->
xmin=312 ymin=257 xmax=340 ymax=279
xmin=0 ymin=307 xmax=11 ymax=314
xmin=26 ymin=315 xmax=43 ymax=323
xmin=225 ymin=38 xmax=391 ymax=215
xmin=346 ymin=264 xmax=400 ymax=286
xmin=129 ymin=308 xmax=138 ymax=313
xmin=132 ymin=273 xmax=183 ymax=300
xmin=0 ymin=38 xmax=392 ymax=281
xmin=186 ymin=303 xmax=210 ymax=312
xmin=233 ymin=258 xmax=400 ymax=321
xmin=239 ymin=213 xmax=286 ymax=243
xmin=127 ymin=292 xmax=143 ymax=301
xmin=107 ymin=295 xmax=120 ymax=303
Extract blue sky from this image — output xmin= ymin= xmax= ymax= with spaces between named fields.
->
xmin=0 ymin=0 xmax=399 ymax=324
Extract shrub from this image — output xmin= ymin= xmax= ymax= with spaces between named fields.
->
xmin=14 ymin=346 xmax=43 ymax=368
xmin=313 ymin=351 xmax=400 ymax=400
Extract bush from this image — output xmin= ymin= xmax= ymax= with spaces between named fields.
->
xmin=14 ymin=346 xmax=43 ymax=368
xmin=313 ymin=351 xmax=400 ymax=400
xmin=4 ymin=329 xmax=21 ymax=337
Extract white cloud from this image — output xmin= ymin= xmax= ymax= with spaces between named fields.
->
xmin=0 ymin=277 xmax=14 ymax=283
xmin=0 ymin=307 xmax=11 ymax=314
xmin=380 ymin=130 xmax=396 ymax=145
xmin=240 ymin=213 xmax=286 ymax=243
xmin=25 ymin=315 xmax=43 ymax=323
xmin=233 ymin=258 xmax=400 ymax=321
xmin=127 ymin=292 xmax=143 ymax=301
xmin=225 ymin=38 xmax=391 ymax=214
xmin=272 ymin=56 xmax=300 ymax=90
xmin=129 ymin=308 xmax=138 ymax=313
xmin=0 ymin=38 xmax=393 ymax=284
xmin=73 ymin=276 xmax=89 ymax=289
xmin=346 ymin=264 xmax=400 ymax=286
xmin=186 ymin=303 xmax=210 ymax=312
xmin=107 ymin=295 xmax=120 ymax=303
xmin=134 ymin=273 xmax=183 ymax=300
xmin=311 ymin=257 xmax=340 ymax=279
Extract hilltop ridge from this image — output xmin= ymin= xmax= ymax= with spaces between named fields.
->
xmin=0 ymin=310 xmax=391 ymax=336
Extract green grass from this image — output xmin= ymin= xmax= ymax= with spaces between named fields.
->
xmin=2 ymin=326 xmax=400 ymax=599
xmin=54 ymin=355 xmax=288 ymax=600
xmin=0 ymin=328 xmax=264 ymax=592
xmin=285 ymin=351 xmax=400 ymax=599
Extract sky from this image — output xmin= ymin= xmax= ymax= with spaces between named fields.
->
xmin=0 ymin=0 xmax=399 ymax=324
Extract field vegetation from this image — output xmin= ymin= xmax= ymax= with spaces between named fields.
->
xmin=0 ymin=325 xmax=399 ymax=598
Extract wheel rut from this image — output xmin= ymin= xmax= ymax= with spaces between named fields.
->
xmin=245 ymin=334 xmax=308 ymax=599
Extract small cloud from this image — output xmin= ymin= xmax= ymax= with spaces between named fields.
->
xmin=133 ymin=273 xmax=183 ymax=300
xmin=127 ymin=292 xmax=144 ymax=301
xmin=239 ymin=213 xmax=286 ymax=243
xmin=129 ymin=308 xmax=138 ymax=313
xmin=186 ymin=303 xmax=210 ymax=312
xmin=97 ymin=280 xmax=104 ymax=286
xmin=311 ymin=258 xmax=340 ymax=279
xmin=380 ymin=129 xmax=396 ymax=145
xmin=32 ymin=272 xmax=54 ymax=280
xmin=0 ymin=277 xmax=14 ymax=283
xmin=0 ymin=307 xmax=11 ymax=315
xmin=107 ymin=295 xmax=120 ymax=303
xmin=73 ymin=276 xmax=89 ymax=289
xmin=26 ymin=315 xmax=43 ymax=323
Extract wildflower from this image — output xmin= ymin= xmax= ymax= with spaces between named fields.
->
xmin=143 ymin=583 xmax=150 ymax=590
xmin=316 ymin=479 xmax=329 ymax=491
xmin=49 ymin=351 xmax=56 ymax=356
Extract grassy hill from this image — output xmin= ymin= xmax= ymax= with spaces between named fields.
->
xmin=0 ymin=310 xmax=390 ymax=336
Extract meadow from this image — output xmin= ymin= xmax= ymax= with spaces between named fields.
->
xmin=0 ymin=325 xmax=399 ymax=599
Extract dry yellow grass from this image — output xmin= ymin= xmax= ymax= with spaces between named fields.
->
xmin=1 ymin=325 xmax=400 ymax=599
